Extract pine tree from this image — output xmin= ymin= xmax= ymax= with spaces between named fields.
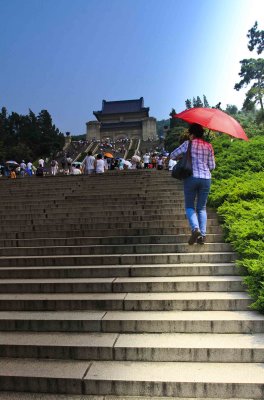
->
xmin=203 ymin=95 xmax=210 ymax=108
xmin=185 ymin=99 xmax=192 ymax=109
xmin=196 ymin=96 xmax=203 ymax=108
xmin=247 ymin=21 xmax=264 ymax=54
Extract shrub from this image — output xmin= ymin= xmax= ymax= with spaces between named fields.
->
xmin=209 ymin=133 xmax=264 ymax=312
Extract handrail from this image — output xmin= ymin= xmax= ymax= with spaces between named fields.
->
xmin=135 ymin=139 xmax=141 ymax=155
xmin=124 ymin=139 xmax=133 ymax=159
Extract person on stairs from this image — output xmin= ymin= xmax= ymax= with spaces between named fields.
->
xmin=94 ymin=154 xmax=105 ymax=174
xmin=170 ymin=123 xmax=215 ymax=245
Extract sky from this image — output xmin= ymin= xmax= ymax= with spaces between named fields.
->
xmin=0 ymin=0 xmax=263 ymax=135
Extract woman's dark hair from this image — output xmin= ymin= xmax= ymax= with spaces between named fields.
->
xmin=189 ymin=123 xmax=204 ymax=138
xmin=97 ymin=154 xmax=102 ymax=159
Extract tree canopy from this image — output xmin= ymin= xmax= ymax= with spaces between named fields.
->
xmin=235 ymin=22 xmax=264 ymax=113
xmin=247 ymin=21 xmax=264 ymax=55
xmin=185 ymin=95 xmax=210 ymax=109
xmin=0 ymin=108 xmax=65 ymax=162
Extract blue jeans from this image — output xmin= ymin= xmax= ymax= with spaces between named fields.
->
xmin=183 ymin=176 xmax=211 ymax=237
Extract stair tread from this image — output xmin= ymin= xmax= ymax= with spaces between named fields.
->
xmin=0 ymin=395 xmax=256 ymax=400
xmin=0 ymin=276 xmax=243 ymax=283
xmin=85 ymin=360 xmax=264 ymax=383
xmin=1 ymin=331 xmax=264 ymax=349
xmin=0 ymin=243 xmax=230 ymax=249
xmin=0 ymin=357 xmax=88 ymax=378
xmin=1 ymin=309 xmax=262 ymax=321
xmin=0 ymin=251 xmax=236 ymax=259
xmin=0 ymin=262 xmax=237 ymax=270
xmin=0 ymin=292 xmax=249 ymax=300
xmin=1 ymin=358 xmax=264 ymax=383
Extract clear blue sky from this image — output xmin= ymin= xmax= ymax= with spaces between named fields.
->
xmin=0 ymin=0 xmax=263 ymax=134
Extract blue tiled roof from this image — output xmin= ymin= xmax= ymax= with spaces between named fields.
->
xmin=94 ymin=97 xmax=149 ymax=115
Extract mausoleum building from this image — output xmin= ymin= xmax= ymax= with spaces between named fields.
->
xmin=86 ymin=97 xmax=157 ymax=141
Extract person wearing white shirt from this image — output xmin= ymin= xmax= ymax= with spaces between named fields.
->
xmin=82 ymin=151 xmax=95 ymax=175
xmin=157 ymin=156 xmax=164 ymax=170
xmin=143 ymin=153 xmax=150 ymax=169
xmin=72 ymin=166 xmax=82 ymax=175
xmin=94 ymin=154 xmax=105 ymax=174
xmin=38 ymin=158 xmax=44 ymax=167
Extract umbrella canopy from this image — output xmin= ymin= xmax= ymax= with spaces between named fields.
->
xmin=104 ymin=152 xmax=113 ymax=158
xmin=132 ymin=155 xmax=141 ymax=162
xmin=119 ymin=158 xmax=132 ymax=166
xmin=173 ymin=108 xmax=248 ymax=141
xmin=6 ymin=160 xmax=19 ymax=165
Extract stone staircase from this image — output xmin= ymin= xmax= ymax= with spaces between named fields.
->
xmin=0 ymin=170 xmax=264 ymax=399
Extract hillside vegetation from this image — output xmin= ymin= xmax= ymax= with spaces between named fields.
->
xmin=208 ymin=134 xmax=264 ymax=312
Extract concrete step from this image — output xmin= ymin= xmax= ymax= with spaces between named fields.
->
xmin=83 ymin=360 xmax=264 ymax=397
xmin=0 ymin=200 xmax=193 ymax=210
xmin=0 ymin=310 xmax=263 ymax=333
xmin=0 ymin=292 xmax=251 ymax=311
xmin=0 ymin=181 xmax=180 ymax=190
xmin=0 ymin=202 xmax=189 ymax=213
xmin=0 ymin=183 xmax=180 ymax=193
xmin=0 ymin=181 xmax=180 ymax=191
xmin=0 ymin=226 xmax=223 ymax=240
xmin=2 ymin=197 xmax=191 ymax=207
xmin=0 ymin=208 xmax=217 ymax=218
xmin=0 ymin=183 xmax=181 ymax=191
xmin=63 ymin=194 xmax=185 ymax=201
xmin=0 ymin=218 xmax=220 ymax=232
xmin=0 ymin=358 xmax=264 ymax=397
xmin=0 ymin=332 xmax=264 ymax=362
xmin=0 ymin=214 xmax=219 ymax=226
xmin=0 ymin=243 xmax=232 ymax=257
xmin=0 ymin=186 xmax=183 ymax=194
xmin=0 ymin=210 xmax=217 ymax=222
xmin=0 ymin=276 xmax=244 ymax=293
xmin=0 ymin=263 xmax=239 ymax=279
xmin=0 ymin=395 xmax=256 ymax=400
xmin=0 ymin=233 xmax=224 ymax=248
xmin=0 ymin=252 xmax=237 ymax=267
xmin=0 ymin=196 xmax=186 ymax=207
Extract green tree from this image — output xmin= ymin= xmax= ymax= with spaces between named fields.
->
xmin=185 ymin=99 xmax=192 ymax=109
xmin=164 ymin=126 xmax=188 ymax=153
xmin=0 ymin=107 xmax=65 ymax=161
xmin=247 ymin=21 xmax=264 ymax=54
xmin=169 ymin=108 xmax=178 ymax=129
xmin=225 ymin=104 xmax=238 ymax=115
xmin=37 ymin=110 xmax=65 ymax=157
xmin=203 ymin=95 xmax=210 ymax=108
xmin=235 ymin=58 xmax=264 ymax=111
xmin=193 ymin=96 xmax=203 ymax=108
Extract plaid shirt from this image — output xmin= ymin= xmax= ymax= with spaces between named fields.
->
xmin=170 ymin=138 xmax=215 ymax=179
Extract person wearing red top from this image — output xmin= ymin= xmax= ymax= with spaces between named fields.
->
xmin=170 ymin=123 xmax=215 ymax=245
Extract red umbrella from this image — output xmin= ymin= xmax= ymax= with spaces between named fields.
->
xmin=173 ymin=108 xmax=249 ymax=141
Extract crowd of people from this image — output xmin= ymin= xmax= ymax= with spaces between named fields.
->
xmin=0 ymin=151 xmax=174 ymax=179
xmin=0 ymin=159 xmax=47 ymax=178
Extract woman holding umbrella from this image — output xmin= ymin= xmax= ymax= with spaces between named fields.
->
xmin=170 ymin=123 xmax=215 ymax=245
